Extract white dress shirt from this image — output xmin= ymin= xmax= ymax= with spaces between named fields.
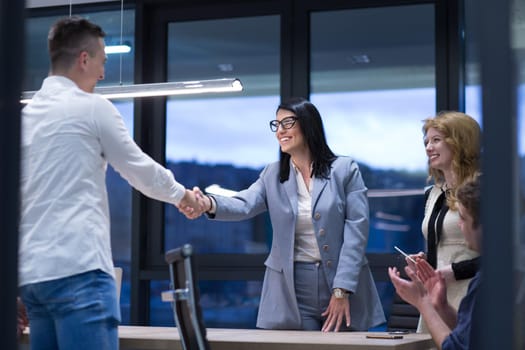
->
xmin=19 ymin=76 xmax=185 ymax=286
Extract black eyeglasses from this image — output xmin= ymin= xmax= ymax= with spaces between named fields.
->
xmin=269 ymin=116 xmax=299 ymax=132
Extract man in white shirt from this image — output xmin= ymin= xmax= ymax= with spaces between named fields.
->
xmin=19 ymin=16 xmax=202 ymax=350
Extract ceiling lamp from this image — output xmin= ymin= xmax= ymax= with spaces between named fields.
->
xmin=21 ymin=1 xmax=243 ymax=103
xmin=21 ymin=78 xmax=243 ymax=103
xmin=105 ymin=44 xmax=132 ymax=54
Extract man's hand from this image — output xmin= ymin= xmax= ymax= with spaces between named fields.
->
xmin=416 ymin=260 xmax=448 ymax=312
xmin=436 ymin=265 xmax=455 ymax=284
xmin=388 ymin=266 xmax=428 ymax=310
xmin=17 ymin=297 xmax=28 ymax=338
xmin=177 ymin=189 xmax=206 ymax=219
xmin=192 ymin=186 xmax=213 ymax=212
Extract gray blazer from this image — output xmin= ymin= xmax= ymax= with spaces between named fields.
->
xmin=211 ymin=156 xmax=385 ymax=330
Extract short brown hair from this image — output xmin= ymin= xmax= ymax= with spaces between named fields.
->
xmin=455 ymin=174 xmax=481 ymax=228
xmin=48 ymin=16 xmax=105 ymax=71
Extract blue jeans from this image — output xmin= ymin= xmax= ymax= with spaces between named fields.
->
xmin=20 ymin=269 xmax=121 ymax=350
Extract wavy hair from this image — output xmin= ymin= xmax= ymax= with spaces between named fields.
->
xmin=422 ymin=111 xmax=481 ymax=188
xmin=277 ymin=97 xmax=336 ymax=183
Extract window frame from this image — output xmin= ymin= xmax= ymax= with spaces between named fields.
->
xmin=132 ymin=0 xmax=465 ymax=325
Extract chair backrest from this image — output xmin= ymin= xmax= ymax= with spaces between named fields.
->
xmin=161 ymin=244 xmax=210 ymax=350
xmin=386 ymin=292 xmax=420 ymax=332
xmin=367 ymin=253 xmax=420 ymax=332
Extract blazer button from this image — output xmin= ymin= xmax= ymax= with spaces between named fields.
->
xmin=318 ymin=228 xmax=325 ymax=236
xmin=314 ymin=212 xmax=321 ymax=220
xmin=326 ymin=260 xmax=332 ymax=268
xmin=322 ymin=244 xmax=329 ymax=251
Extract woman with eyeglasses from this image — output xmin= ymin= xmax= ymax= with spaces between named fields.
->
xmin=192 ymin=97 xmax=385 ymax=331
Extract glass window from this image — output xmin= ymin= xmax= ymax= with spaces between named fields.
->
xmin=311 ymin=5 xmax=435 ymax=176
xmin=25 ymin=9 xmax=135 ymax=324
xmin=464 ymin=0 xmax=482 ymax=122
xmin=108 ymin=100 xmax=134 ymax=324
xmin=163 ymin=15 xmax=280 ymax=328
xmin=25 ymin=9 xmax=135 ymax=90
xmin=25 ymin=15 xmax=55 ymax=90
xmin=310 ymin=5 xmax=435 ymax=322
xmin=164 ymin=16 xmax=280 ymax=254
xmin=310 ymin=4 xmax=435 ymax=248
xmin=150 ymin=280 xmax=262 ymax=328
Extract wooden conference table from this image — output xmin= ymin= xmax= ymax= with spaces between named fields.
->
xmin=21 ymin=326 xmax=435 ymax=349
xmin=116 ymin=326 xmax=435 ymax=350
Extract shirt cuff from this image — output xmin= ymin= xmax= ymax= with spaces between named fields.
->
xmin=205 ymin=195 xmax=217 ymax=218
xmin=171 ymin=181 xmax=187 ymax=206
xmin=207 ymin=195 xmax=217 ymax=214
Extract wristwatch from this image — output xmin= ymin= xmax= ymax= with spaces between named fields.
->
xmin=333 ymin=288 xmax=349 ymax=299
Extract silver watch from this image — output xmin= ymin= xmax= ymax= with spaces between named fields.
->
xmin=333 ymin=288 xmax=349 ymax=299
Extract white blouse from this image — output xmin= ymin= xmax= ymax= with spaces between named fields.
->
xmin=292 ymin=163 xmax=321 ymax=262
xmin=421 ymin=185 xmax=479 ymax=310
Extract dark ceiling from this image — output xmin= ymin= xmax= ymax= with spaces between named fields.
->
xmin=25 ymin=1 xmax=524 ymax=93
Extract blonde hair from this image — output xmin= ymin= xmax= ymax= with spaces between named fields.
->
xmin=422 ymin=111 xmax=481 ymax=207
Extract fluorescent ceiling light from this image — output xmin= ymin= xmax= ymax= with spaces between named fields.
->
xmin=105 ymin=44 xmax=131 ymax=54
xmin=21 ymin=78 xmax=243 ymax=103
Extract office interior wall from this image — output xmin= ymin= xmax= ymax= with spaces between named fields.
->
xmin=0 ymin=1 xmax=24 ymax=348
xmin=470 ymin=0 xmax=523 ymax=348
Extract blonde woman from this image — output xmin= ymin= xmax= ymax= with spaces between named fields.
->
xmin=415 ymin=111 xmax=481 ymax=331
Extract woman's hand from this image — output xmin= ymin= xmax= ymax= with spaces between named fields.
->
xmin=321 ymin=295 xmax=351 ymax=332
xmin=405 ymin=251 xmax=426 ymax=274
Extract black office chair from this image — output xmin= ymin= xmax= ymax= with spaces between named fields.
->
xmin=161 ymin=244 xmax=210 ymax=350
xmin=367 ymin=252 xmax=420 ymax=332
xmin=386 ymin=292 xmax=420 ymax=332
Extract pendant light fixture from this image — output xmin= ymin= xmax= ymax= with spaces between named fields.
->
xmin=21 ymin=78 xmax=243 ymax=103
xmin=21 ymin=0 xmax=243 ymax=103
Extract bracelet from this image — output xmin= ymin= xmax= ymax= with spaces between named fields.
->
xmin=206 ymin=195 xmax=213 ymax=212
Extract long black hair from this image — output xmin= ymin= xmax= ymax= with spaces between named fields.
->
xmin=277 ymin=97 xmax=336 ymax=183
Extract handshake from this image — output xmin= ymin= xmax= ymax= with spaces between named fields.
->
xmin=177 ymin=187 xmax=214 ymax=219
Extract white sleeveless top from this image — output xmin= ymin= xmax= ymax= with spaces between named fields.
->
xmin=421 ymin=185 xmax=479 ymax=310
